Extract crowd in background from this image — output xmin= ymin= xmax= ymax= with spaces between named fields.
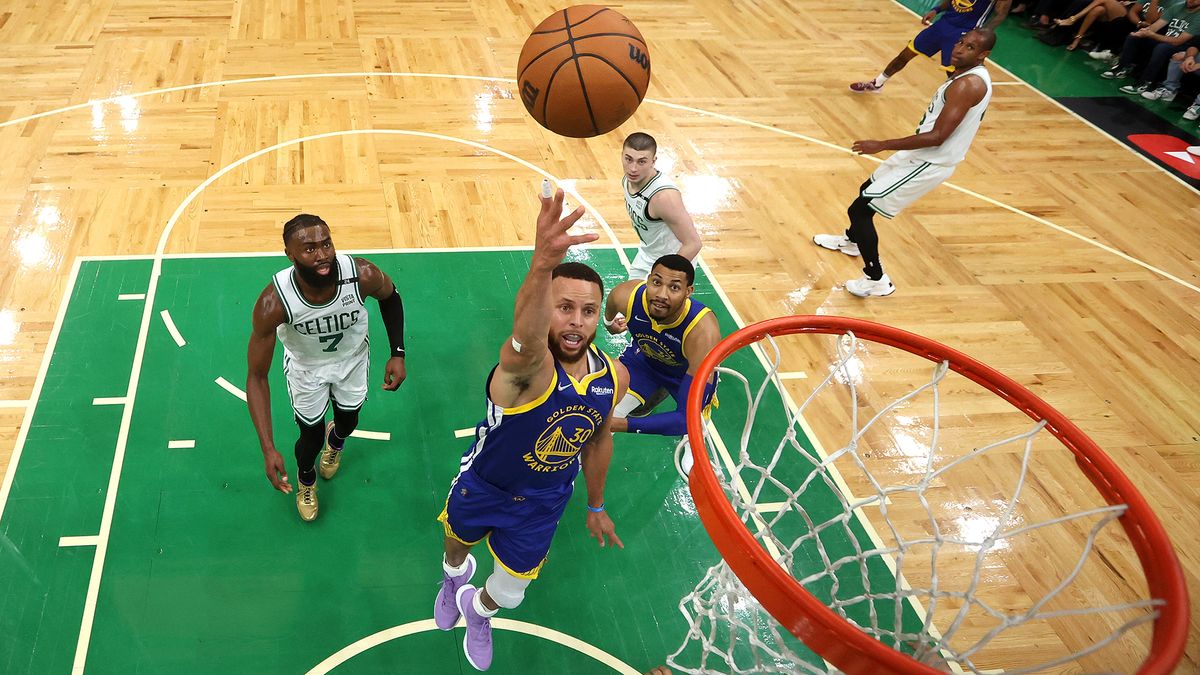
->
xmin=1016 ymin=0 xmax=1200 ymax=123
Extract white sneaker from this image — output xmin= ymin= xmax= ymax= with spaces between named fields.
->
xmin=1184 ymin=104 xmax=1200 ymax=121
xmin=1086 ymin=49 xmax=1113 ymax=60
xmin=845 ymin=274 xmax=896 ymax=297
xmin=1188 ymin=145 xmax=1200 ymax=156
xmin=812 ymin=233 xmax=861 ymax=257
xmin=1141 ymin=87 xmax=1176 ymax=102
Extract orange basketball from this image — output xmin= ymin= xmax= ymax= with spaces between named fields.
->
xmin=517 ymin=5 xmax=651 ymax=138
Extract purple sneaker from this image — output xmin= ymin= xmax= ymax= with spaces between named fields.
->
xmin=849 ymin=80 xmax=882 ymax=93
xmin=434 ymin=554 xmax=476 ymax=630
xmin=455 ymin=584 xmax=494 ymax=671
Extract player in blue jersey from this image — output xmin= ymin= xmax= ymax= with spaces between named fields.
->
xmin=603 ymin=254 xmax=721 ymax=474
xmin=850 ymin=0 xmax=1009 ymax=92
xmin=433 ymin=187 xmax=630 ymax=671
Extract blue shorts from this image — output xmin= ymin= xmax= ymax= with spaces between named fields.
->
xmin=621 ymin=350 xmax=683 ymax=407
xmin=438 ymin=469 xmax=571 ymax=579
xmin=910 ymin=19 xmax=970 ymax=68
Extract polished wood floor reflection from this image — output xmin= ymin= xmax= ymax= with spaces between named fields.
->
xmin=0 ymin=0 xmax=1195 ymax=672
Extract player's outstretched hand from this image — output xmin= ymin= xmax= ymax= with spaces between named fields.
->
xmin=535 ymin=187 xmax=594 ymax=263
xmin=646 ymin=667 xmax=673 ymax=675
xmin=586 ymin=510 xmax=624 ymax=549
xmin=852 ymin=139 xmax=886 ymax=155
xmin=606 ymin=312 xmax=628 ymax=334
xmin=922 ymin=9 xmax=938 ymax=24
xmin=264 ymin=449 xmax=292 ymax=493
xmin=383 ymin=356 xmax=406 ymax=390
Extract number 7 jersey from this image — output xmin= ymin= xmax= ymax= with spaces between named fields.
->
xmin=272 ymin=253 xmax=370 ymax=368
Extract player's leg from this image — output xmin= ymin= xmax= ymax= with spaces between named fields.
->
xmin=613 ymin=351 xmax=669 ymax=418
xmin=851 ymin=29 xmax=932 ymax=92
xmin=283 ymin=362 xmax=331 ymax=520
xmin=435 ymin=471 xmax=496 ymax=631
xmin=292 ymin=416 xmax=326 ymax=521
xmin=813 ymin=179 xmax=871 ymax=256
xmin=457 ymin=495 xmax=566 ymax=670
xmin=323 ymin=347 xmax=369 ymax=478
xmin=934 ymin=25 xmax=967 ymax=75
xmin=319 ymin=403 xmax=357 ymax=478
xmin=848 ymin=160 xmax=957 ymax=297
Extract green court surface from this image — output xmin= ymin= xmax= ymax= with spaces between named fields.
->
xmin=0 ymin=249 xmax=918 ymax=674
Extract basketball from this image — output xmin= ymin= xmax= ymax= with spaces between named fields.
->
xmin=517 ymin=5 xmax=651 ymax=138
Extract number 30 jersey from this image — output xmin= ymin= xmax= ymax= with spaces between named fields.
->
xmin=272 ymin=253 xmax=369 ymax=368
xmin=460 ymin=346 xmax=619 ymax=496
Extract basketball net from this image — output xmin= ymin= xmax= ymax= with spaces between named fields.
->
xmin=668 ymin=318 xmax=1187 ymax=674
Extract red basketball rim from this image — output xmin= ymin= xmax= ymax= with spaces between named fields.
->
xmin=684 ymin=315 xmax=1189 ymax=674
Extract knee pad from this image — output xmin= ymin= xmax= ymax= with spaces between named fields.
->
xmin=484 ymin=566 xmax=531 ymax=609
xmin=848 ymin=194 xmax=874 ymax=222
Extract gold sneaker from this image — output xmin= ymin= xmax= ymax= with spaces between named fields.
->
xmin=296 ymin=481 xmax=318 ymax=521
xmin=319 ymin=420 xmax=343 ymax=479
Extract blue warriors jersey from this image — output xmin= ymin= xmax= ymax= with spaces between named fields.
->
xmin=460 ymin=346 xmax=619 ymax=496
xmin=621 ymin=282 xmax=712 ymax=379
xmin=941 ymin=0 xmax=995 ymax=28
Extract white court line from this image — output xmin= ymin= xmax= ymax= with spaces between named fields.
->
xmin=117 ymin=293 xmax=145 ymax=301
xmin=0 ymin=399 xmax=30 ymax=408
xmin=0 ymin=258 xmax=81 ymax=524
xmin=159 ymin=309 xmax=186 ymax=347
xmin=776 ymin=371 xmax=808 ymax=380
xmin=214 ymin=377 xmax=247 ymax=402
xmin=91 ymin=397 xmax=128 ymax=406
xmin=348 ymin=430 xmax=390 ymax=441
xmin=59 ymin=536 xmax=100 ymax=547
xmin=306 ymin=618 xmax=640 ymax=675
xmin=167 ymin=440 xmax=195 ymax=449
xmin=1 ymin=71 xmax=1184 ymax=291
xmin=453 ymin=427 xmax=475 ymax=438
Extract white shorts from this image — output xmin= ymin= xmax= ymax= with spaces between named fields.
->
xmin=283 ymin=344 xmax=369 ymax=425
xmin=627 ymin=247 xmax=698 ymax=282
xmin=864 ymin=155 xmax=956 ymax=219
xmin=627 ymin=247 xmax=657 ymax=281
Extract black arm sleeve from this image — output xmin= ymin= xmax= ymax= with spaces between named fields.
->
xmin=378 ymin=286 xmax=406 ymax=357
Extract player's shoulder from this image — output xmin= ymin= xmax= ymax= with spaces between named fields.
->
xmin=252 ymin=281 xmax=287 ymax=324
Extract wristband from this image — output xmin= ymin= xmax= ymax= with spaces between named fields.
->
xmin=603 ymin=314 xmax=622 ymax=328
xmin=587 ymin=503 xmax=605 ymax=513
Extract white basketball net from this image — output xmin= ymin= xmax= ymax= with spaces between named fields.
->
xmin=668 ymin=331 xmax=1163 ymax=674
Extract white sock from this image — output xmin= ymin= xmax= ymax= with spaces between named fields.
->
xmin=443 ymin=555 xmax=470 ymax=577
xmin=473 ymin=591 xmax=500 ymax=617
xmin=873 ymin=73 xmax=890 ymax=88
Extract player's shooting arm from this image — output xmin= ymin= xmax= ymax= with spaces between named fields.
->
xmin=649 ymin=190 xmax=702 ymax=261
xmin=856 ymin=75 xmax=986 ymax=154
xmin=495 ymin=189 xmax=590 ymax=405
xmin=623 ymin=312 xmax=720 ymax=437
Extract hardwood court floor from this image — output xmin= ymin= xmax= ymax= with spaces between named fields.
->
xmin=0 ymin=0 xmax=1196 ymax=672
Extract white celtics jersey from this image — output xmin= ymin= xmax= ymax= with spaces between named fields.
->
xmin=904 ymin=64 xmax=992 ymax=166
xmin=623 ymin=171 xmax=683 ymax=260
xmin=272 ymin=253 xmax=369 ymax=368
